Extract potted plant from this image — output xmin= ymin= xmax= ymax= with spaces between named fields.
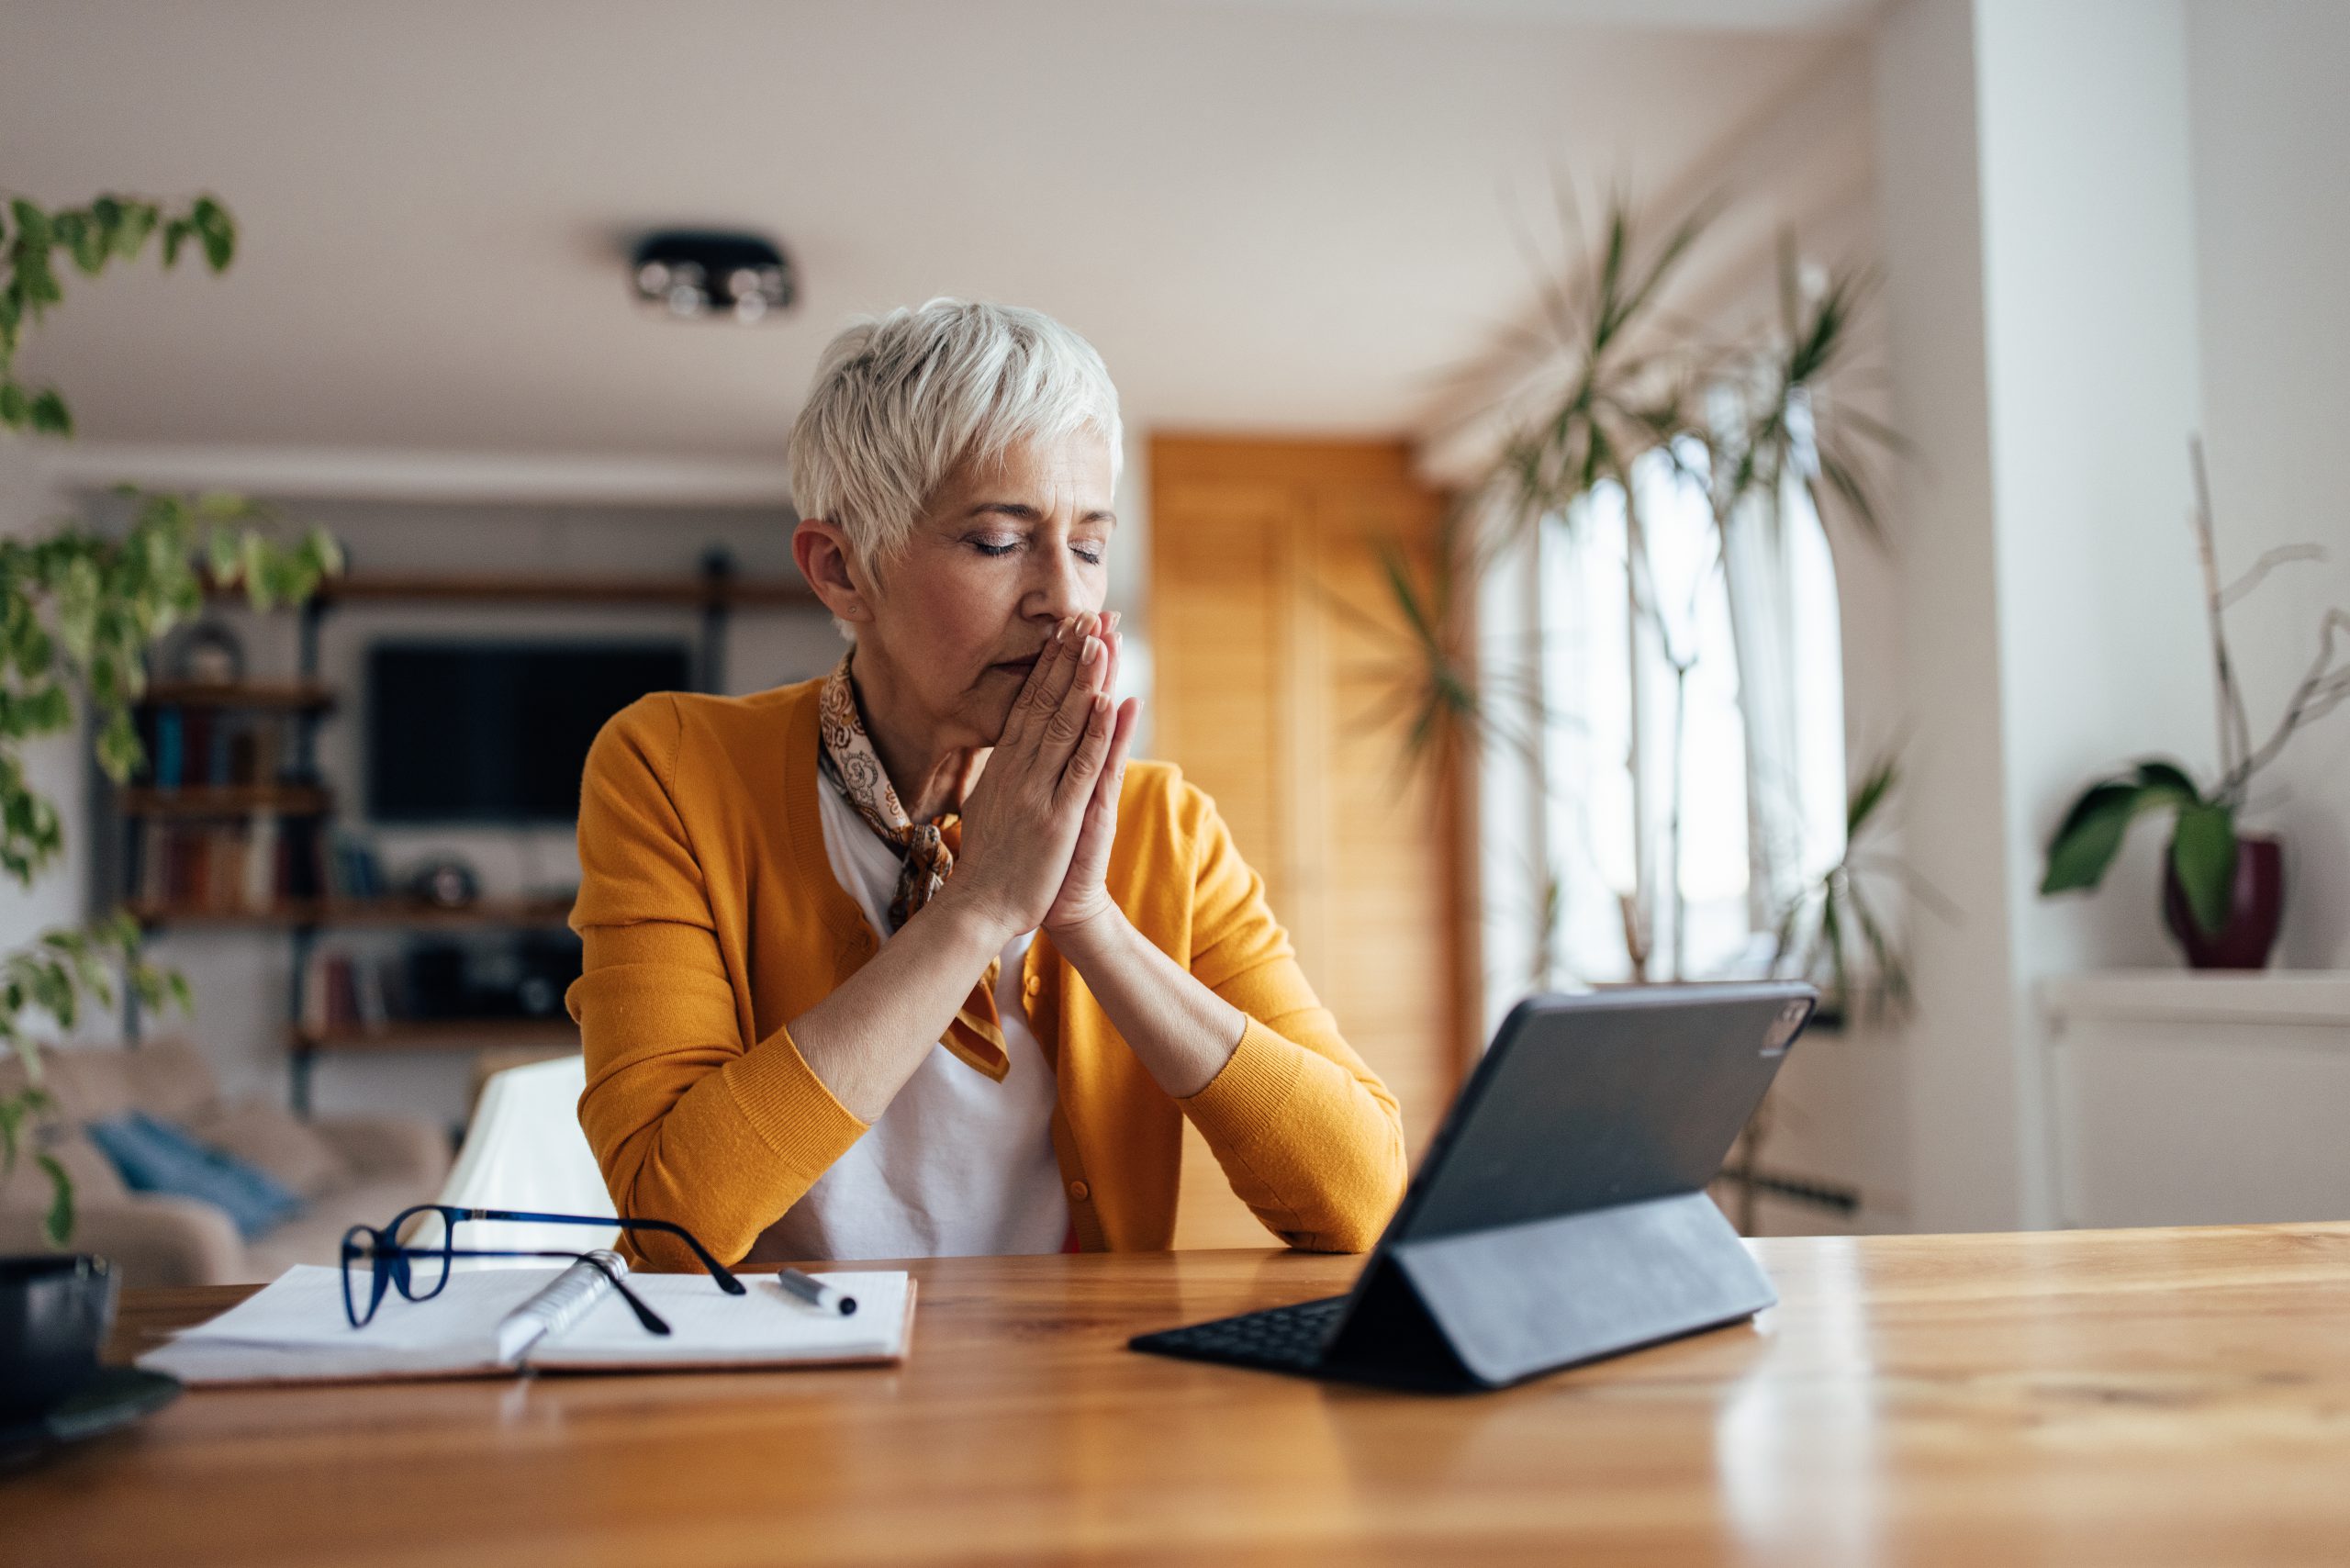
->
xmin=2 ymin=187 xmax=341 ymax=1428
xmin=1377 ymin=194 xmax=1903 ymax=989
xmin=2039 ymin=440 xmax=2347 ymax=968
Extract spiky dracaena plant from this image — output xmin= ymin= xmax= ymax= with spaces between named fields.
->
xmin=1379 ymin=192 xmax=1908 ymax=999
xmin=1364 ymin=193 xmax=1714 ymax=979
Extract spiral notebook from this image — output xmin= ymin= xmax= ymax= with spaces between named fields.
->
xmin=137 ymin=1258 xmax=914 ymax=1385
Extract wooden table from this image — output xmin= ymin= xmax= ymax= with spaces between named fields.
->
xmin=13 ymin=1223 xmax=2350 ymax=1565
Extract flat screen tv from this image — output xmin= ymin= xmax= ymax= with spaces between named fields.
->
xmin=366 ymin=641 xmax=692 ymax=823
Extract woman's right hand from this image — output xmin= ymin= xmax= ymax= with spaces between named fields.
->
xmin=940 ymin=610 xmax=1118 ymax=941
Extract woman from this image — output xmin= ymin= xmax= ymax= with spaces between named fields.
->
xmin=567 ymin=298 xmax=1405 ymax=1270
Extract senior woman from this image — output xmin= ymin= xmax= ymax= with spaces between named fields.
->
xmin=566 ymin=298 xmax=1406 ymax=1270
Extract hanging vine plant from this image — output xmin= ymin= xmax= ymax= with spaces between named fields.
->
xmin=1 ymin=188 xmax=342 ymax=1244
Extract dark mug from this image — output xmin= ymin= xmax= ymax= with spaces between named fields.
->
xmin=0 ymin=1255 xmax=119 ymax=1424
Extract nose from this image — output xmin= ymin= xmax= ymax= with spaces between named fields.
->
xmin=1024 ymin=540 xmax=1095 ymax=626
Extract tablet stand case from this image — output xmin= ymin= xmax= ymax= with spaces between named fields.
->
xmin=1319 ymin=1191 xmax=1775 ymax=1392
xmin=1135 ymin=985 xmax=1812 ymax=1393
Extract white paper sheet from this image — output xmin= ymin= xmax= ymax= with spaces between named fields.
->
xmin=171 ymin=1264 xmax=555 ymax=1351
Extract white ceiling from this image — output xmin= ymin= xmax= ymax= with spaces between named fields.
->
xmin=1 ymin=0 xmax=1859 ymax=461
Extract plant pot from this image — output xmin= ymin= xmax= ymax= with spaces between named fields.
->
xmin=2162 ymin=832 xmax=2285 ymax=969
xmin=0 ymin=1255 xmax=119 ymax=1424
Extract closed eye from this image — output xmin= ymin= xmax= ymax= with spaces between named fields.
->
xmin=968 ymin=537 xmax=1105 ymax=566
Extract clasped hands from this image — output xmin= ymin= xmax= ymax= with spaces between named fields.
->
xmin=798 ymin=608 xmax=1240 ymax=1118
xmin=944 ymin=610 xmax=1143 ymax=948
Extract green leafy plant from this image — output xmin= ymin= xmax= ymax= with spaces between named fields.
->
xmin=1 ymin=189 xmax=342 ymax=1246
xmin=2040 ymin=758 xmax=2236 ymax=932
xmin=1771 ymin=752 xmax=1953 ymax=1022
xmin=1693 ymin=236 xmax=1903 ymax=550
xmin=2040 ymin=440 xmax=2348 ymax=935
xmin=4 ymin=191 xmax=236 ymax=435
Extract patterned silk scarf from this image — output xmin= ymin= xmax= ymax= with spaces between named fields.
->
xmin=815 ymin=654 xmax=1010 ymax=1082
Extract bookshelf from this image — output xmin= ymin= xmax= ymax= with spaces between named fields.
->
xmin=120 ymin=894 xmax=577 ymax=929
xmin=294 ymin=1019 xmax=585 ymax=1051
xmin=121 ymin=784 xmax=333 ymax=816
xmin=141 ymin=679 xmax=335 ymax=709
xmin=108 ymin=563 xmax=819 ymax=1113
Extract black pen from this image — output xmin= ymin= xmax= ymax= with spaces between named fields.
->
xmin=774 ymin=1267 xmax=857 ymax=1316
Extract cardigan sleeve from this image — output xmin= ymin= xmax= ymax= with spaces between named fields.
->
xmin=565 ymin=696 xmax=867 ymax=1271
xmin=1171 ymin=786 xmax=1408 ymax=1251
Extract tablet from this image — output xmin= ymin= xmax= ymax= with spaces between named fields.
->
xmin=1129 ymin=981 xmax=1818 ymax=1391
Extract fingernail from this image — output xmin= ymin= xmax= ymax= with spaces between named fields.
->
xmin=1082 ymin=636 xmax=1101 ymax=665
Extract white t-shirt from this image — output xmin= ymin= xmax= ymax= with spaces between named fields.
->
xmin=756 ymin=782 xmax=1071 ymax=1261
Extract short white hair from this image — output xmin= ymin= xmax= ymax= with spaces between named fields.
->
xmin=788 ymin=297 xmax=1123 ymax=572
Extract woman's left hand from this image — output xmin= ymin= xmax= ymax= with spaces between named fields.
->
xmin=1042 ymin=611 xmax=1142 ymax=938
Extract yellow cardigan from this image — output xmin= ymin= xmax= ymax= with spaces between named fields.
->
xmin=565 ymin=676 xmax=1407 ymax=1269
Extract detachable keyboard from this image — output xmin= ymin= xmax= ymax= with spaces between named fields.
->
xmin=1128 ymin=1294 xmax=1349 ymax=1373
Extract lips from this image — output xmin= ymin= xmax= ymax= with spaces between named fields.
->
xmin=991 ymin=655 xmax=1039 ymax=676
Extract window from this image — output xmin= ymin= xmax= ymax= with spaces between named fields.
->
xmin=1532 ymin=445 xmax=1846 ymax=985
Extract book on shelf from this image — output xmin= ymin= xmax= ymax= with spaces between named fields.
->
xmin=301 ymin=946 xmax=357 ymax=1037
xmin=298 ymin=947 xmax=413 ymax=1037
xmin=129 ymin=816 xmax=328 ymax=913
xmin=245 ymin=810 xmax=280 ymax=913
xmin=355 ymin=952 xmax=389 ymax=1029
xmin=140 ymin=703 xmax=286 ymax=790
xmin=153 ymin=709 xmax=183 ymax=790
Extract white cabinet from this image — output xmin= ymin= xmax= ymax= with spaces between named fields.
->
xmin=2042 ymin=972 xmax=2350 ymax=1227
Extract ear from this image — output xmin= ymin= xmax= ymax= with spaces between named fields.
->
xmin=793 ymin=518 xmax=877 ymax=627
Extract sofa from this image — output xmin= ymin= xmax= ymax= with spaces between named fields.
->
xmin=0 ymin=1038 xmax=451 ymax=1288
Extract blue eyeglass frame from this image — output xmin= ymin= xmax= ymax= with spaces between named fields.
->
xmin=338 ymin=1205 xmax=744 ymax=1330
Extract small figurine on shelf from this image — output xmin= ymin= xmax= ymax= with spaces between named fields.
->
xmin=407 ymin=856 xmax=480 ymax=910
xmin=160 ymin=621 xmax=245 ymax=686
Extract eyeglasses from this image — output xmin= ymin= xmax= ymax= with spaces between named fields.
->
xmin=338 ymin=1205 xmax=744 ymax=1330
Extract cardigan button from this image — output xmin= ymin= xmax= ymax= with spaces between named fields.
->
xmin=1068 ymin=1180 xmax=1091 ymax=1202
xmin=1024 ymin=974 xmax=1042 ymax=997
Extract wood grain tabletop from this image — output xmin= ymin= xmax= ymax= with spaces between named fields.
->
xmin=11 ymin=1222 xmax=2350 ymax=1566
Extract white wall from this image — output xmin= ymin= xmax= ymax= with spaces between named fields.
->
xmin=1977 ymin=0 xmax=2210 ymax=980
xmin=1872 ymin=0 xmax=2213 ymax=1230
xmin=2185 ymin=0 xmax=2350 ymax=969
xmin=1870 ymin=0 xmax=2019 ymax=1231
xmin=1975 ymin=0 xmax=2210 ymax=1226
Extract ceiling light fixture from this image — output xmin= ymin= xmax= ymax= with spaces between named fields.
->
xmin=630 ymin=230 xmax=795 ymax=323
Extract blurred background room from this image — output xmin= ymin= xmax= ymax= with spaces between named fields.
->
xmin=2 ymin=0 xmax=2344 ymax=1282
